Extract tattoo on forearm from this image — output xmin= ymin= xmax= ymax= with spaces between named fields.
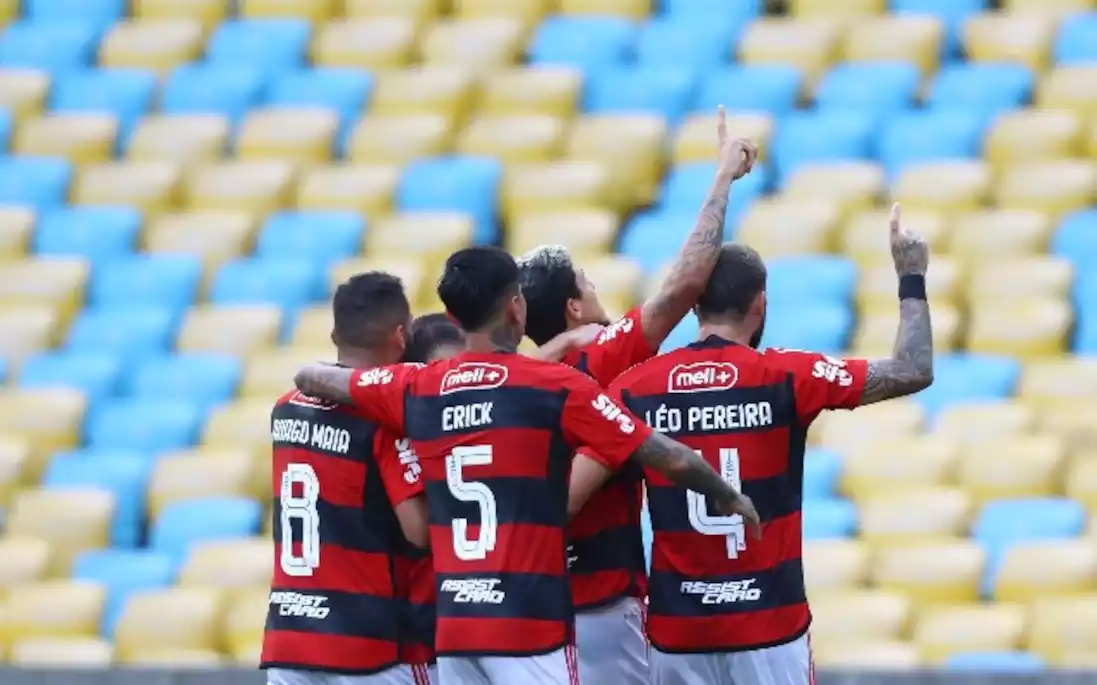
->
xmin=635 ymin=432 xmax=740 ymax=504
xmin=295 ymin=366 xmax=354 ymax=404
xmin=861 ymin=299 xmax=934 ymax=405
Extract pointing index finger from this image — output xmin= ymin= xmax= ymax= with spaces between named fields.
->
xmin=889 ymin=202 xmax=901 ymax=234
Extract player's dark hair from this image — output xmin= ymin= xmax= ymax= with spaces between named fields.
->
xmin=516 ymin=246 xmax=582 ymax=346
xmin=437 ymin=247 xmax=520 ymax=332
xmin=332 ymin=271 xmax=411 ymax=349
xmin=404 ymin=312 xmax=465 ymax=363
xmin=696 ymin=244 xmax=768 ymax=322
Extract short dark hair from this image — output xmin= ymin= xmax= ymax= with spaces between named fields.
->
xmin=516 ymin=245 xmax=581 ymax=345
xmin=437 ymin=247 xmax=520 ymax=332
xmin=405 ymin=312 xmax=464 ymax=363
xmin=332 ymin=271 xmax=411 ymax=348
xmin=696 ymin=244 xmax=768 ymax=322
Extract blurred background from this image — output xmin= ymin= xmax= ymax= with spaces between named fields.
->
xmin=0 ymin=0 xmax=1096 ymax=679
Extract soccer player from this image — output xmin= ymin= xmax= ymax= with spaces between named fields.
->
xmin=262 ymin=272 xmax=435 ymax=685
xmin=573 ymin=204 xmax=933 ymax=685
xmin=292 ymin=246 xmax=761 ymax=685
xmin=517 ymin=109 xmax=758 ymax=684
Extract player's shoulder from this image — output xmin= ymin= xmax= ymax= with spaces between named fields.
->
xmin=761 ymin=347 xmax=838 ymax=370
xmin=589 ymin=307 xmax=644 ymax=347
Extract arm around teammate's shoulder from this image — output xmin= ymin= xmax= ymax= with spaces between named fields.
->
xmin=293 ymin=361 xmax=422 ymax=433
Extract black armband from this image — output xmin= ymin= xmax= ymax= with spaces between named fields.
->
xmin=898 ymin=274 xmax=927 ymax=301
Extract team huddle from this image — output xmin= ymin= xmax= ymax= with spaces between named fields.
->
xmin=261 ymin=112 xmax=936 ymax=685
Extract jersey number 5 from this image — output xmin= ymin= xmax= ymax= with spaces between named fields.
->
xmin=446 ymin=445 xmax=498 ymax=561
xmin=687 ymin=448 xmax=747 ymax=559
xmin=280 ymin=463 xmax=321 ymax=576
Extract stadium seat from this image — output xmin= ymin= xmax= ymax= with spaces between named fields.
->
xmin=0 ymin=581 xmax=105 ymax=641
xmin=803 ymin=539 xmax=868 ymax=595
xmin=34 ymin=207 xmax=140 ymax=266
xmin=223 ymin=587 xmax=268 ymax=665
xmin=206 ymin=19 xmax=310 ymax=74
xmin=567 ymin=115 xmax=667 ymax=207
xmin=19 ymin=350 xmax=123 ymax=401
xmin=236 ymin=107 xmax=338 ymax=163
xmin=113 ymin=587 xmax=223 ymax=663
xmin=126 ymin=114 xmax=229 ymax=165
xmin=72 ymin=549 xmax=175 ymax=635
xmin=421 ymin=18 xmax=525 ymax=72
xmin=398 ymin=157 xmax=502 ymax=243
xmin=859 ymin=488 xmax=972 ymax=543
xmin=738 ymin=18 xmax=841 ymax=82
xmin=0 ymin=70 xmax=49 ymax=134
xmin=502 ymin=160 xmax=614 ymax=225
xmin=1028 ymin=595 xmax=1097 ymax=664
xmin=765 ymin=256 xmax=857 ymax=311
xmin=131 ymin=0 xmax=227 ymax=29
xmin=5 ymin=489 xmax=114 ymax=574
xmin=810 ymin=591 xmax=910 ymax=643
xmin=985 ymin=110 xmax=1084 ymax=170
xmin=8 ymin=637 xmax=114 ymax=667
xmin=967 ymin=297 xmax=1073 ymax=357
xmin=1020 ymin=358 xmax=1097 ymax=404
xmin=782 ymin=162 xmax=884 ymax=217
xmin=0 ymin=257 xmax=88 ymax=324
xmin=963 ymin=13 xmax=1055 ymax=71
xmin=147 ymin=453 xmax=256 ymax=520
xmin=128 ymin=354 xmax=241 ymax=408
xmin=210 ymin=258 xmax=321 ymax=312
xmin=161 ymin=65 xmax=266 ymax=123
xmin=328 ymin=258 xmax=426 ymax=307
xmin=790 ymin=0 xmax=884 ymax=18
xmin=915 ymin=604 xmax=1026 ymax=664
xmin=815 ymin=63 xmax=920 ymax=116
xmin=184 ymin=161 xmax=295 ymax=219
xmin=584 ymin=65 xmax=694 ymax=124
xmin=1055 ymin=13 xmax=1097 ymax=64
xmin=995 ymin=540 xmax=1097 ymax=603
xmin=801 ymin=498 xmax=857 ymax=540
xmin=813 ymin=641 xmax=922 ymax=669
xmin=0 ymin=389 xmax=86 ymax=474
xmin=736 ymin=199 xmax=840 ymax=258
xmin=947 ymin=651 xmax=1046 ymax=674
xmin=694 ymin=66 xmax=801 ymax=117
xmin=873 ymin=539 xmax=985 ymax=605
xmin=841 ymin=15 xmax=943 ymax=75
xmin=202 ymin=400 xmax=276 ymax=459
xmin=0 ymin=157 xmax=72 ymax=210
xmin=811 ymin=400 xmax=925 ymax=452
xmin=912 ymin=354 xmax=1019 ymax=416
xmin=89 ymin=255 xmax=201 ymax=311
xmin=73 ymin=161 xmax=181 ymax=215
xmin=527 ymin=17 xmax=635 ymax=73
xmin=0 ymin=303 xmax=60 ymax=361
xmin=367 ymin=213 xmax=473 ymax=277
xmin=950 ymin=210 xmax=1054 ymax=261
xmin=256 ymin=211 xmax=363 ymax=267
xmin=239 ymin=0 xmax=333 ymax=20
xmin=840 ymin=436 xmax=959 ymax=501
xmin=241 ymin=349 xmax=325 ymax=399
xmin=672 ymin=112 xmax=774 ymax=166
xmin=86 ymin=400 xmax=204 ymax=453
xmin=66 ymin=307 xmax=176 ymax=358
xmin=569 ymin=257 xmax=642 ymax=317
xmin=858 ymin=257 xmax=960 ymax=310
xmin=973 ymin=498 xmax=1086 ymax=581
xmin=456 ymin=114 xmax=566 ymax=164
xmin=880 ymin=113 xmax=987 ymax=178
xmin=151 ymin=497 xmax=262 ymax=564
xmin=143 ymin=211 xmax=257 ymax=273
xmin=1038 ymin=65 xmax=1097 ymax=119
xmin=635 ymin=17 xmax=741 ymax=71
xmin=771 ymin=111 xmax=875 ymax=184
xmin=842 ymin=209 xmax=944 ymax=265
xmin=995 ymin=161 xmax=1097 ymax=219
xmin=804 ymin=448 xmax=842 ymax=501
xmin=342 ymin=0 xmax=443 ymax=19
xmin=960 ymin=435 xmax=1066 ymax=503
xmin=312 ymin=18 xmax=416 ymax=70
xmin=507 ymin=210 xmax=618 ymax=257
xmin=344 ymin=113 xmax=455 ymax=163
xmin=267 ymin=68 xmax=372 ymax=143
xmin=929 ymin=63 xmax=1034 ymax=114
xmin=478 ymin=66 xmax=583 ymax=118
xmin=967 ymin=257 xmax=1072 ymax=304
xmin=0 ymin=21 xmax=99 ymax=74
xmin=853 ymin=305 xmax=963 ymax=356
xmin=1055 ymin=209 xmax=1097 ymax=271
xmin=50 ymin=68 xmax=157 ymax=136
xmin=0 ymin=206 xmax=34 ymax=258
xmin=934 ymin=401 xmax=1035 ymax=443
xmin=0 ymin=537 xmax=51 ymax=597
xmin=289 ymin=306 xmax=336 ymax=348
xmin=178 ymin=538 xmax=271 ymax=589
xmin=368 ymin=67 xmax=476 ymax=119
xmin=177 ymin=305 xmax=281 ymax=355
xmin=99 ymin=19 xmax=205 ymax=72
xmin=295 ymin=164 xmax=399 ymax=216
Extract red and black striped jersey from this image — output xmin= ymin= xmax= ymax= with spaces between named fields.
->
xmin=345 ymin=351 xmax=652 ymax=657
xmin=262 ymin=389 xmax=425 ymax=674
xmin=562 ymin=307 xmax=657 ymax=610
xmin=608 ymin=336 xmax=867 ymax=653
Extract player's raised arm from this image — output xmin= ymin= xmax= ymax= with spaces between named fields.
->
xmin=639 ymin=107 xmax=758 ymax=350
xmin=293 ymin=361 xmax=419 ymax=433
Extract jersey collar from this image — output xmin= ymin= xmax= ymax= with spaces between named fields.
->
xmin=686 ymin=335 xmax=740 ymax=350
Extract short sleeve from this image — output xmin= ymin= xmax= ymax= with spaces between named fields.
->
xmin=559 ymin=369 xmax=651 ymax=471
xmin=374 ymin=431 xmax=424 ymax=507
xmin=347 ymin=363 xmax=421 ymax=433
xmin=566 ymin=307 xmax=656 ymax=385
xmin=763 ymin=348 xmax=868 ymax=422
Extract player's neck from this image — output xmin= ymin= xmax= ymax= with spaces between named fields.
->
xmin=465 ymin=324 xmax=520 ymax=354
xmin=337 ymin=348 xmax=386 ymax=369
xmin=697 ymin=323 xmax=753 ymax=347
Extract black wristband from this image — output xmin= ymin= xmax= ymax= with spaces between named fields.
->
xmin=898 ymin=274 xmax=927 ymax=301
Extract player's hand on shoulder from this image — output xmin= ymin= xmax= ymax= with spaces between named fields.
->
xmin=715 ymin=105 xmax=758 ymax=182
xmin=888 ymin=202 xmax=929 ymax=277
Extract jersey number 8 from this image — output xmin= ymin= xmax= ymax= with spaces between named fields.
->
xmin=280 ymin=463 xmax=321 ymax=576
xmin=687 ymin=448 xmax=747 ymax=559
xmin=446 ymin=445 xmax=498 ymax=561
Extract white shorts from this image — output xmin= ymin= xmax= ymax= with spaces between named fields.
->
xmin=575 ymin=597 xmax=647 ymax=685
xmin=437 ymin=646 xmax=579 ymax=685
xmin=649 ymin=633 xmax=813 ymax=685
xmin=268 ymin=664 xmax=436 ymax=685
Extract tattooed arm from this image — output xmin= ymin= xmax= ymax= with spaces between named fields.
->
xmin=294 ymin=364 xmax=354 ymax=404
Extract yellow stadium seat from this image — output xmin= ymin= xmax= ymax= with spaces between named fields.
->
xmin=114 ymin=588 xmax=222 ymax=663
xmin=934 ymin=401 xmax=1036 ymax=443
xmin=455 ymin=0 xmax=549 ymax=21
xmin=144 ymin=211 xmax=255 ymax=272
xmin=966 ymin=297 xmax=1073 ymax=357
xmin=841 ymin=436 xmax=959 ymax=501
xmin=739 ymin=18 xmax=841 ymax=83
xmin=1028 ymin=595 xmax=1097 ymax=664
xmin=891 ymin=161 xmax=990 ymax=214
xmin=328 ymin=257 xmax=426 ymax=305
xmin=177 ymin=305 xmax=281 ymax=356
xmin=0 ymin=258 xmax=87 ymax=323
xmin=131 ymin=0 xmax=227 ymax=31
xmin=1087 ymin=120 xmax=1097 ymax=160
xmin=343 ymin=0 xmax=442 ymax=20
xmin=223 ymin=588 xmax=268 ymax=665
xmin=1066 ymin=458 xmax=1097 ymax=512
xmin=369 ymin=67 xmax=477 ymax=119
xmin=872 ymin=539 xmax=985 ymax=605
xmin=810 ymin=591 xmax=910 ymax=642
xmin=0 ymin=206 xmax=32 ymax=257
xmin=0 ymin=436 xmax=31 ymax=511
xmin=566 ymin=115 xmax=667 ymax=208
xmin=179 ymin=538 xmax=271 ymax=590
xmin=736 ymin=199 xmax=841 ymax=259
xmin=9 ymin=636 xmax=113 ymax=667
xmin=295 ymin=163 xmax=399 ymax=217
xmin=1020 ymin=358 xmax=1097 ymax=403
xmin=0 ymin=581 xmax=104 ymax=642
xmin=842 ymin=15 xmax=942 ymax=75
xmin=241 ymin=0 xmax=334 ymax=21
xmin=841 ymin=209 xmax=949 ymax=266
xmin=202 ymin=401 xmax=274 ymax=465
xmin=367 ymin=213 xmax=474 ymax=278
xmin=312 ymin=18 xmax=417 ymax=70
xmin=124 ymin=649 xmax=224 ymax=666
xmin=0 ymin=69 xmax=49 ymax=124
xmin=0 ymin=537 xmax=51 ymax=599
xmin=6 ymin=489 xmax=112 ymax=575
xmin=857 ymin=257 xmax=960 ymax=310
xmin=421 ymin=18 xmax=525 ymax=72
xmin=558 ymin=0 xmax=650 ymax=18
xmin=1002 ymin=0 xmax=1097 ymax=13
xmin=345 ymin=114 xmax=455 ymax=164
xmin=995 ymin=540 xmax=1097 ymax=603
xmin=803 ymin=539 xmax=869 ymax=595
xmin=782 ymin=163 xmax=884 ymax=217
xmin=949 ymin=209 xmax=1054 ymax=261
xmin=995 ymin=161 xmax=1097 ymax=219
xmin=852 ymin=304 xmax=963 ymax=356
xmin=813 ymin=641 xmax=922 ymax=669
xmin=858 ymin=488 xmax=971 ymax=543
xmin=958 ymin=435 xmax=1067 ymax=503
xmin=0 ymin=390 xmax=85 ymax=478
xmin=914 ymin=604 xmax=1025 ymax=664
xmin=242 ymin=349 xmax=330 ymax=399
xmin=478 ymin=67 xmax=582 ymax=118
xmin=184 ymin=161 xmax=295 ymax=219
xmin=501 ymin=162 xmax=614 ymax=222
xmin=672 ymin=111 xmax=774 ymax=165
xmin=963 ymin=13 xmax=1056 ymax=71
xmin=99 ymin=20 xmax=205 ymax=72
xmin=170 ymin=445 xmax=269 ymax=506
xmin=507 ymin=210 xmax=618 ymax=257
xmin=966 ymin=257 xmax=1072 ymax=302
xmin=127 ymin=114 xmax=229 ymax=166
xmin=236 ymin=108 xmax=338 ymax=164
xmin=1037 ymin=401 xmax=1097 ymax=453
xmin=791 ymin=0 xmax=884 ymax=18
xmin=147 ymin=453 xmax=256 ymax=520
xmin=14 ymin=113 xmax=117 ymax=164
xmin=985 ymin=110 xmax=1083 ymax=169
xmin=1037 ymin=65 xmax=1097 ymax=118
xmin=0 ymin=0 xmax=13 ymax=21
xmin=810 ymin=400 xmax=925 ymax=452
xmin=290 ymin=306 xmax=335 ymax=348
xmin=457 ymin=114 xmax=565 ymax=164
xmin=576 ymin=256 xmax=643 ymax=317
xmin=0 ymin=304 xmax=61 ymax=362
xmin=73 ymin=161 xmax=181 ymax=216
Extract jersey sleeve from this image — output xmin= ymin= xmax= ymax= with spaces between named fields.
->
xmin=347 ymin=363 xmax=421 ymax=434
xmin=374 ymin=431 xmax=424 ymax=507
xmin=559 ymin=369 xmax=651 ymax=471
xmin=763 ymin=348 xmax=869 ymax=422
xmin=572 ymin=307 xmax=656 ymax=385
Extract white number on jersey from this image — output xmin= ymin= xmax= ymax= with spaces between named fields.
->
xmin=280 ymin=462 xmax=321 ymax=576
xmin=686 ymin=448 xmax=747 ymax=559
xmin=446 ymin=445 xmax=499 ymax=561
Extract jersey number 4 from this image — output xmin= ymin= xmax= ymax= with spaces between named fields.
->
xmin=280 ymin=463 xmax=321 ymax=576
xmin=687 ymin=448 xmax=747 ymax=559
xmin=447 ymin=445 xmax=498 ymax=561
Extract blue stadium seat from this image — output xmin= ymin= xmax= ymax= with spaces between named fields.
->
xmin=0 ymin=109 xmax=11 ymax=153
xmin=771 ymin=111 xmax=876 ymax=185
xmin=127 ymin=354 xmax=241 ymax=409
xmin=205 ymin=19 xmax=311 ymax=74
xmin=0 ymin=359 xmax=7 ymax=384
xmin=23 ymin=0 xmax=125 ymax=32
xmin=927 ymin=63 xmax=1033 ymax=115
xmin=815 ymin=63 xmax=921 ymax=117
xmin=267 ymin=69 xmax=373 ymax=146
xmin=89 ymin=255 xmax=202 ymax=312
xmin=946 ymin=652 xmax=1045 ymax=674
xmin=50 ymin=68 xmax=158 ymax=136
xmin=658 ymin=161 xmax=768 ymax=218
xmin=160 ymin=65 xmax=267 ymax=123
xmin=660 ymin=0 xmax=763 ymax=20
xmin=34 ymin=207 xmax=140 ymax=265
xmin=1055 ymin=14 xmax=1097 ymax=64
xmin=44 ymin=451 xmax=151 ymax=548
xmin=18 ymin=351 xmax=123 ymax=402
xmin=618 ymin=212 xmax=694 ymax=273
xmin=584 ymin=65 xmax=696 ymax=123
xmin=761 ymin=303 xmax=853 ymax=351
xmin=974 ymin=498 xmax=1086 ymax=594
xmin=256 ymin=211 xmax=364 ymax=267
xmin=693 ymin=66 xmax=802 ymax=116
xmin=916 ymin=354 xmax=1020 ymax=416
xmin=66 ymin=307 xmax=176 ymax=357
xmin=397 ymin=157 xmax=502 ymax=244
xmin=86 ymin=400 xmax=205 ymax=453
xmin=878 ymin=110 xmax=986 ymax=177
xmin=1055 ymin=210 xmax=1097 ymax=273
xmin=635 ymin=17 xmax=741 ymax=71
xmin=527 ymin=17 xmax=635 ymax=72
xmin=209 ymin=258 xmax=322 ymax=311
xmin=0 ymin=21 xmax=99 ymax=74
xmin=804 ymin=448 xmax=842 ymax=500
xmin=0 ymin=157 xmax=72 ymax=210
xmin=766 ymin=256 xmax=856 ymax=309
xmin=151 ymin=497 xmax=262 ymax=564
xmin=661 ymin=315 xmax=700 ymax=352
xmin=802 ymin=498 xmax=857 ymax=540
xmin=72 ymin=549 xmax=175 ymax=636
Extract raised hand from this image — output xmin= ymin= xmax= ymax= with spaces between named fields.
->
xmin=889 ymin=202 xmax=929 ymax=277
xmin=715 ymin=105 xmax=758 ymax=182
